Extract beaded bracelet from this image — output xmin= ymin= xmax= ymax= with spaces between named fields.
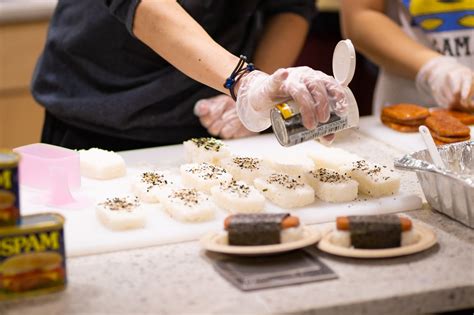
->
xmin=223 ymin=55 xmax=255 ymax=101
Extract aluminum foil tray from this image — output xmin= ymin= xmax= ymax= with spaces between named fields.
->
xmin=394 ymin=140 xmax=474 ymax=228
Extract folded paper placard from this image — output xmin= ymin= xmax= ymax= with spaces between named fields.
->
xmin=205 ymin=247 xmax=337 ymax=291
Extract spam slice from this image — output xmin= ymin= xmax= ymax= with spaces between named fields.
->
xmin=224 ymin=213 xmax=303 ymax=245
xmin=254 ymin=173 xmax=315 ymax=208
xmin=425 ymin=115 xmax=470 ymax=138
xmin=331 ymin=215 xmax=419 ymax=249
xmin=211 ymin=180 xmax=265 ymax=213
xmin=381 ymin=104 xmax=429 ymax=123
xmin=430 ymin=109 xmax=474 ymax=125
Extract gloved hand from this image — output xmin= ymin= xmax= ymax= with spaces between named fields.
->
xmin=194 ymin=94 xmax=256 ymax=139
xmin=416 ymin=56 xmax=474 ymax=110
xmin=235 ymin=67 xmax=348 ymax=132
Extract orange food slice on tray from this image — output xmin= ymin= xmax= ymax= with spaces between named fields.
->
xmin=381 ymin=104 xmax=430 ymax=123
xmin=425 ymin=115 xmax=470 ymax=137
xmin=381 ymin=117 xmax=419 ymax=132
xmin=430 ymin=109 xmax=474 ymax=125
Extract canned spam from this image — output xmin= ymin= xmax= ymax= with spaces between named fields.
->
xmin=0 ymin=150 xmax=20 ymax=227
xmin=0 ymin=213 xmax=66 ymax=300
xmin=271 ymin=104 xmax=350 ymax=147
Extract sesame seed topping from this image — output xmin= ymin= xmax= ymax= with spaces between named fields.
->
xmin=100 ymin=197 xmax=139 ymax=212
xmin=170 ymin=188 xmax=201 ymax=206
xmin=219 ymin=180 xmax=251 ymax=197
xmin=266 ymin=173 xmax=304 ymax=189
xmin=186 ymin=163 xmax=227 ymax=180
xmin=310 ymin=168 xmax=350 ymax=183
xmin=232 ymin=157 xmax=260 ymax=171
xmin=190 ymin=137 xmax=223 ymax=152
xmin=350 ymin=160 xmax=392 ymax=182
xmin=140 ymin=172 xmax=169 ymax=192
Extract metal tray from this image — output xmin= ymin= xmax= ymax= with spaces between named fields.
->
xmin=394 ymin=141 xmax=474 ymax=228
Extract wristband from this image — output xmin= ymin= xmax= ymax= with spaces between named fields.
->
xmin=224 ymin=55 xmax=255 ymax=101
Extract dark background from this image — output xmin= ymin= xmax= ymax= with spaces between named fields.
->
xmin=295 ymin=12 xmax=378 ymax=116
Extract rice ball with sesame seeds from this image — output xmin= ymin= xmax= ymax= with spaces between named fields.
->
xmin=254 ymin=173 xmax=314 ymax=209
xmin=211 ymin=180 xmax=265 ymax=213
xmin=340 ymin=160 xmax=400 ymax=197
xmin=160 ymin=188 xmax=215 ymax=222
xmin=220 ymin=156 xmax=268 ymax=185
xmin=305 ymin=168 xmax=358 ymax=203
xmin=183 ymin=137 xmax=231 ymax=165
xmin=131 ymin=171 xmax=175 ymax=203
xmin=180 ymin=163 xmax=233 ymax=194
xmin=96 ymin=196 xmax=146 ymax=230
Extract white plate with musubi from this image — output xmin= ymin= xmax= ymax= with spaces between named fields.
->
xmin=317 ymin=224 xmax=437 ymax=259
xmin=200 ymin=226 xmax=321 ymax=256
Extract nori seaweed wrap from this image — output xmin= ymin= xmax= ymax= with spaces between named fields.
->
xmin=348 ymin=215 xmax=402 ymax=249
xmin=227 ymin=213 xmax=290 ymax=246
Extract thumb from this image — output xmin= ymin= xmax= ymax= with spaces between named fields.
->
xmin=193 ymin=100 xmax=209 ymax=116
xmin=263 ymin=69 xmax=289 ymax=96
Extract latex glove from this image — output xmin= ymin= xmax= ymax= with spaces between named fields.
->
xmin=194 ymin=94 xmax=256 ymax=139
xmin=416 ymin=56 xmax=474 ymax=110
xmin=236 ymin=67 xmax=348 ymax=132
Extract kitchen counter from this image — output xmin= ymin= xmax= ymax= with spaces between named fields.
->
xmin=1 ymin=117 xmax=473 ymax=314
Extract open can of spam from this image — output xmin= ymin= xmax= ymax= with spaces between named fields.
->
xmin=0 ymin=213 xmax=66 ymax=300
xmin=0 ymin=150 xmax=20 ymax=227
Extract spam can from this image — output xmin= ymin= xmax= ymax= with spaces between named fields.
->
xmin=0 ymin=213 xmax=66 ymax=300
xmin=0 ymin=150 xmax=20 ymax=227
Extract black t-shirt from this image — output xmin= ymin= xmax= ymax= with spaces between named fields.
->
xmin=31 ymin=0 xmax=315 ymax=143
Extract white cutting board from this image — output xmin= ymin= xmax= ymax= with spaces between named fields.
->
xmin=358 ymin=116 xmax=474 ymax=154
xmin=20 ymin=135 xmax=422 ymax=257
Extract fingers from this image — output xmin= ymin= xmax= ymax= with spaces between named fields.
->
xmin=319 ymin=133 xmax=336 ymax=145
xmin=310 ymin=80 xmax=331 ymax=123
xmin=197 ymin=94 xmax=235 ymax=128
xmin=286 ymin=81 xmax=318 ymax=129
xmin=265 ymin=69 xmax=289 ymax=97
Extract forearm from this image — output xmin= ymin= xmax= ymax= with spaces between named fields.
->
xmin=340 ymin=0 xmax=440 ymax=80
xmin=133 ymin=0 xmax=239 ymax=94
xmin=253 ymin=13 xmax=310 ymax=73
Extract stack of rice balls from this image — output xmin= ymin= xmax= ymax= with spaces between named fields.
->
xmin=92 ymin=137 xmax=401 ymax=230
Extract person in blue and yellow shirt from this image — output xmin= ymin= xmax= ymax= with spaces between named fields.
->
xmin=341 ymin=0 xmax=473 ymax=114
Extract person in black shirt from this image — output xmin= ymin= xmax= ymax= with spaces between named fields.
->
xmin=33 ymin=0 xmax=347 ymax=151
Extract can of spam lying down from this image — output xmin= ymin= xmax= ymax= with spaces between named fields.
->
xmin=0 ymin=150 xmax=20 ymax=227
xmin=0 ymin=213 xmax=66 ymax=300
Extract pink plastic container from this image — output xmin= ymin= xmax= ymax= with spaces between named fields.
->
xmin=14 ymin=143 xmax=81 ymax=206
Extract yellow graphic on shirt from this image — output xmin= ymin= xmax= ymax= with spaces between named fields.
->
xmin=403 ymin=0 xmax=474 ymax=32
xmin=408 ymin=0 xmax=473 ymax=15
xmin=459 ymin=15 xmax=474 ymax=27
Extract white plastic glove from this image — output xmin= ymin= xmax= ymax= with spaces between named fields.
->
xmin=236 ymin=67 xmax=348 ymax=132
xmin=194 ymin=94 xmax=256 ymax=139
xmin=416 ymin=56 xmax=474 ymax=110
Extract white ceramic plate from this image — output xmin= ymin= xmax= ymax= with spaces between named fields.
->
xmin=317 ymin=224 xmax=437 ymax=258
xmin=200 ymin=226 xmax=321 ymax=256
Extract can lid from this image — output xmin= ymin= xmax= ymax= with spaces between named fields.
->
xmin=0 ymin=149 xmax=20 ymax=167
xmin=332 ymin=39 xmax=356 ymax=87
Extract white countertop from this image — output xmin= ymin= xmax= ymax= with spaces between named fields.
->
xmin=1 ymin=117 xmax=473 ymax=314
xmin=0 ymin=0 xmax=56 ymax=24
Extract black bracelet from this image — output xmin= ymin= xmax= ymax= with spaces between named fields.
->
xmin=224 ymin=55 xmax=255 ymax=101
